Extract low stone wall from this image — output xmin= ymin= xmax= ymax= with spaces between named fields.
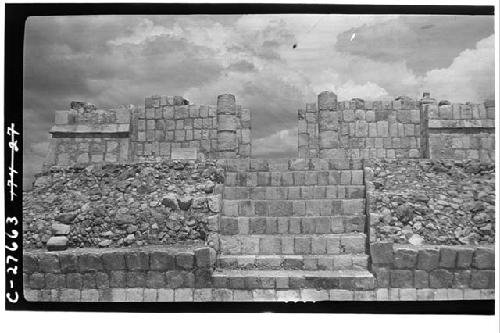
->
xmin=365 ymin=159 xmax=495 ymax=245
xmin=370 ymin=243 xmax=495 ymax=293
xmin=24 ymin=160 xmax=224 ymax=250
xmin=23 ymin=246 xmax=216 ymax=298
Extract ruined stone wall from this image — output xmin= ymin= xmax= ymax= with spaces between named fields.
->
xmin=425 ymin=99 xmax=495 ymax=162
xmin=298 ymin=91 xmax=495 ymax=162
xmin=131 ymin=95 xmax=218 ymax=159
xmin=44 ymin=95 xmax=252 ymax=168
xmin=298 ymin=92 xmax=421 ymax=160
xmin=45 ymin=103 xmax=132 ymax=167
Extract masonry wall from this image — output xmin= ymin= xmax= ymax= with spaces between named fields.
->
xmin=45 ymin=103 xmax=132 ymax=167
xmin=131 ymin=96 xmax=218 ymax=160
xmin=425 ymin=100 xmax=495 ymax=162
xmin=298 ymin=93 xmax=422 ymax=160
xmin=45 ymin=95 xmax=252 ymax=168
xmin=298 ymin=92 xmax=495 ymax=161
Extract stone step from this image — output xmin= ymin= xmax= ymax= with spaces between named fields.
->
xmin=223 ymin=185 xmax=365 ymax=200
xmin=217 ymin=254 xmax=369 ymax=271
xmin=219 ymin=233 xmax=366 ymax=255
xmin=220 ymin=215 xmax=365 ymax=235
xmin=224 ymin=170 xmax=364 ymax=187
xmin=222 ymin=199 xmax=365 ymax=217
xmin=218 ymin=158 xmax=363 ymax=172
xmin=212 ymin=269 xmax=374 ymax=290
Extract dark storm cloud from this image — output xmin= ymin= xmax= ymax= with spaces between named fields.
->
xmin=335 ymin=16 xmax=494 ymax=75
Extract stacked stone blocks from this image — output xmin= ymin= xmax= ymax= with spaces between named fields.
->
xmin=215 ymin=158 xmax=373 ymax=290
xmin=370 ymin=243 xmax=495 ymax=291
xmin=46 ymin=94 xmax=251 ymax=168
xmin=427 ymin=100 xmax=495 ymax=162
xmin=23 ymin=247 xmax=216 ymax=295
xmin=298 ymin=91 xmax=495 ymax=161
xmin=132 ymin=95 xmax=218 ymax=159
xmin=46 ymin=103 xmax=131 ymax=167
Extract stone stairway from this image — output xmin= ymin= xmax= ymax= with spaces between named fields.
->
xmin=214 ymin=159 xmax=374 ymax=291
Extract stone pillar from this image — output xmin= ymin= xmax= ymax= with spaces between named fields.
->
xmin=216 ymin=94 xmax=238 ymax=158
xmin=419 ymin=91 xmax=436 ymax=159
xmin=317 ymin=91 xmax=342 ymax=158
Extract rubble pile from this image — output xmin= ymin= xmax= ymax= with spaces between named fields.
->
xmin=23 ymin=160 xmax=224 ymax=250
xmin=369 ymin=159 xmax=495 ymax=245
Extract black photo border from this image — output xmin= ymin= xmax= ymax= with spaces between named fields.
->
xmin=4 ymin=2 xmax=495 ymax=314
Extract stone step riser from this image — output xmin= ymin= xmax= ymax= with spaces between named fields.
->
xmin=224 ymin=170 xmax=364 ymax=187
xmin=222 ymin=199 xmax=365 ymax=217
xmin=219 ymin=234 xmax=366 ymax=256
xmin=212 ymin=270 xmax=374 ymax=290
xmin=217 ymin=254 xmax=368 ymax=271
xmin=223 ymin=185 xmax=365 ymax=200
xmin=218 ymin=158 xmax=364 ymax=172
xmin=220 ymin=216 xmax=365 ymax=235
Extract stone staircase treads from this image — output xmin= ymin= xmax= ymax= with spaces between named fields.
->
xmin=220 ymin=216 xmax=365 ymax=235
xmin=222 ymin=199 xmax=365 ymax=217
xmin=223 ymin=186 xmax=365 ymax=200
xmin=217 ymin=254 xmax=369 ymax=270
xmin=224 ymin=170 xmax=364 ymax=187
xmin=219 ymin=233 xmax=366 ymax=255
xmin=212 ymin=269 xmax=375 ymax=290
xmin=217 ymin=158 xmax=364 ymax=172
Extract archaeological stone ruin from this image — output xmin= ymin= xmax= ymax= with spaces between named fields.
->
xmin=23 ymin=91 xmax=495 ymax=302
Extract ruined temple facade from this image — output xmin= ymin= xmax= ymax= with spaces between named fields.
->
xmin=298 ymin=91 xmax=495 ymax=162
xmin=45 ymin=91 xmax=494 ymax=169
xmin=45 ymin=94 xmax=252 ymax=168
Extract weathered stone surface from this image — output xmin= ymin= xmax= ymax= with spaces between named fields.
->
xmin=370 ymin=242 xmax=394 ymax=264
xmin=394 ymin=248 xmax=418 ymax=269
xmin=390 ymin=270 xmax=414 ymax=288
xmin=125 ymin=252 xmax=149 ymax=271
xmin=194 ymin=247 xmax=216 ymax=268
xmin=78 ymin=253 xmax=103 ymax=272
xmin=101 ymin=252 xmax=126 ymax=271
xmin=51 ymin=223 xmax=70 ymax=236
xmin=176 ymin=252 xmax=194 ymax=270
xmin=38 ymin=253 xmax=60 ymax=273
xmin=472 ymin=247 xmax=495 ymax=269
xmin=416 ymin=248 xmax=440 ymax=271
xmin=429 ymin=269 xmax=453 ymax=288
xmin=149 ymin=251 xmax=175 ymax=271
xmin=47 ymin=236 xmax=68 ymax=251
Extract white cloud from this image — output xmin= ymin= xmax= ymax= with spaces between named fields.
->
xmin=252 ymin=128 xmax=298 ymax=158
xmin=421 ymin=34 xmax=495 ymax=103
xmin=336 ymin=81 xmax=390 ymax=100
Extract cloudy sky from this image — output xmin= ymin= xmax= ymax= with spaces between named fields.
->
xmin=23 ymin=14 xmax=494 ymax=188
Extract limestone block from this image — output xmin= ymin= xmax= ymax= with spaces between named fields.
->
xmin=319 ymin=130 xmax=339 ymax=149
xmin=318 ymin=111 xmax=339 ymax=131
xmin=218 ymin=114 xmax=237 ymax=131
xmin=217 ymin=94 xmax=236 ymax=115
xmin=365 ymin=110 xmax=375 ymax=122
xmin=394 ymin=247 xmax=418 ymax=269
xmin=318 ymin=91 xmax=338 ymax=111
xmin=217 ymin=131 xmax=237 ymax=151
xmin=417 ymin=248 xmax=440 ymax=271
xmin=115 ymin=108 xmax=131 ymax=124
xmin=390 ymin=270 xmax=414 ymax=288
xmin=439 ymin=105 xmax=452 ymax=119
xmin=377 ymin=121 xmax=389 ymax=137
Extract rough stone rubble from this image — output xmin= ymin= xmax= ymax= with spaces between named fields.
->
xmin=23 ymin=160 xmax=224 ymax=250
xmin=368 ymin=159 xmax=495 ymax=245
